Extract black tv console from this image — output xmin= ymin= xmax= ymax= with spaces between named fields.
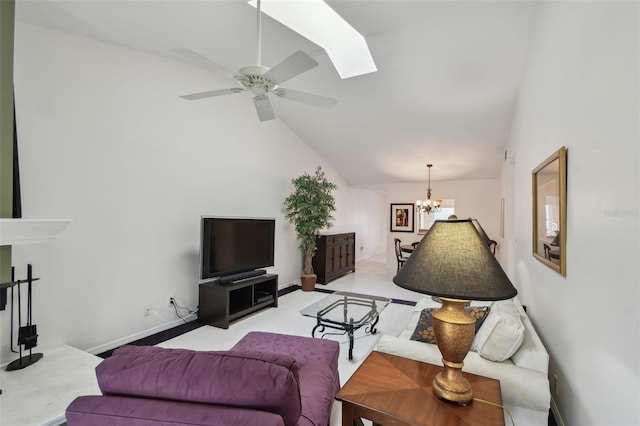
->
xmin=198 ymin=274 xmax=278 ymax=329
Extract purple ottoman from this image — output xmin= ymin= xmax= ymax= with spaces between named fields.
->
xmin=230 ymin=331 xmax=341 ymax=426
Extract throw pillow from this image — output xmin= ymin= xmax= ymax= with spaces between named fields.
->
xmin=410 ymin=306 xmax=491 ymax=344
xmin=471 ymin=299 xmax=525 ymax=361
xmin=410 ymin=308 xmax=437 ymax=343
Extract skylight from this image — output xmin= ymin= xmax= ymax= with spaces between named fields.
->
xmin=249 ymin=0 xmax=377 ymax=79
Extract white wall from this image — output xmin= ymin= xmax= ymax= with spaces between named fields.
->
xmin=506 ymin=2 xmax=639 ymax=425
xmin=363 ymin=179 xmax=502 ymax=269
xmin=0 ymin=22 xmax=366 ymax=360
xmin=347 ymin=188 xmax=387 ymax=261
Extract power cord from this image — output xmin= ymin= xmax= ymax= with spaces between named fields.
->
xmin=473 ymin=397 xmax=515 ymax=426
xmin=169 ymin=297 xmax=198 ymax=323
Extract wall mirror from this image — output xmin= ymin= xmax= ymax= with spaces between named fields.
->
xmin=532 ymin=147 xmax=567 ymax=276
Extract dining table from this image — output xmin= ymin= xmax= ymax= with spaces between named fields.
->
xmin=400 ymin=244 xmax=417 ymax=254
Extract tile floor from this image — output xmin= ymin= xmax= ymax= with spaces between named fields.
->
xmin=159 ymin=257 xmax=420 ymax=426
xmin=160 ymin=257 xmax=421 ymax=370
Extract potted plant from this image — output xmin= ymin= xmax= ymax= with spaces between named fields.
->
xmin=284 ymin=166 xmax=337 ymax=291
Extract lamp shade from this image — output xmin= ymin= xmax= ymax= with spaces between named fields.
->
xmin=470 ymin=218 xmax=491 ymax=247
xmin=393 ymin=220 xmax=516 ymax=301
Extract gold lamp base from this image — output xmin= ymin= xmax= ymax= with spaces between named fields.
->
xmin=431 ymin=298 xmax=476 ymax=405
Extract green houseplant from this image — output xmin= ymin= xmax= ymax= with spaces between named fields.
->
xmin=284 ymin=166 xmax=337 ymax=291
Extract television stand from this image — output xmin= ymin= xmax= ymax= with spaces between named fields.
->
xmin=198 ymin=274 xmax=278 ymax=329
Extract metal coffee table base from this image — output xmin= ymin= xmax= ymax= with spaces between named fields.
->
xmin=310 ymin=300 xmax=382 ymax=360
xmin=300 ymin=291 xmax=391 ymax=360
xmin=312 ymin=316 xmax=380 ymax=360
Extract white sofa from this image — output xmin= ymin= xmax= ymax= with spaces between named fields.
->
xmin=376 ymin=296 xmax=551 ymax=426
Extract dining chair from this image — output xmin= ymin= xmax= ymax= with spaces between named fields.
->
xmin=394 ymin=238 xmax=409 ymax=271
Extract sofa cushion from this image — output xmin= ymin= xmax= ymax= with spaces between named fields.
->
xmin=472 ymin=298 xmax=524 ymax=361
xmin=96 ymin=345 xmax=302 ymax=426
xmin=230 ymin=331 xmax=340 ymax=426
xmin=410 ymin=306 xmax=490 ymax=344
xmin=296 ymin=363 xmax=340 ymax=426
xmin=230 ymin=331 xmax=340 ymax=376
xmin=66 ymin=395 xmax=286 ymax=426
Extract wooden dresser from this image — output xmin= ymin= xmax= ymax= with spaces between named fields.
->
xmin=312 ymin=232 xmax=356 ymax=284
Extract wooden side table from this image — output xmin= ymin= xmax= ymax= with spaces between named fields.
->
xmin=336 ymin=351 xmax=505 ymax=426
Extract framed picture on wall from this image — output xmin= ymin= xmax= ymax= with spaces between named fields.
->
xmin=390 ymin=203 xmax=415 ymax=232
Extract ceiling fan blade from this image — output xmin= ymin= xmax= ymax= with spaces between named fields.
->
xmin=274 ymin=88 xmax=337 ymax=109
xmin=180 ymin=88 xmax=245 ymax=100
xmin=172 ymin=48 xmax=244 ymax=82
xmin=263 ymin=51 xmax=318 ymax=85
xmin=253 ymin=95 xmax=276 ymax=121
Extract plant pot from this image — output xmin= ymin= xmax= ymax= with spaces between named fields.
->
xmin=301 ymin=274 xmax=317 ymax=292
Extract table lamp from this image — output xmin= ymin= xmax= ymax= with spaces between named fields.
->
xmin=393 ymin=219 xmax=517 ymax=405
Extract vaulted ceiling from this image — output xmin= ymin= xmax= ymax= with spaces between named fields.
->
xmin=15 ymin=0 xmax=537 ymax=185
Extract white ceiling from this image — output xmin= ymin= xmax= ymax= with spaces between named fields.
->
xmin=15 ymin=0 xmax=538 ymax=186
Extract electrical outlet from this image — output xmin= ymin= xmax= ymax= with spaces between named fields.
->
xmin=553 ymin=374 xmax=559 ymax=396
xmin=143 ymin=304 xmax=151 ymax=316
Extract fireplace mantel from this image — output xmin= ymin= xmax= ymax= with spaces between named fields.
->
xmin=0 ymin=219 xmax=72 ymax=246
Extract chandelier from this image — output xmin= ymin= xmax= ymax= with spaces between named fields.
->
xmin=416 ymin=164 xmax=441 ymax=214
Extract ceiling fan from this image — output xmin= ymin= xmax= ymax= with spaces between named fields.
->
xmin=174 ymin=0 xmax=337 ymax=122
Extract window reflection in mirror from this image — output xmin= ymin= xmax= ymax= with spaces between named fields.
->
xmin=537 ymin=158 xmax=560 ymax=239
xmin=417 ymin=199 xmax=455 ymax=234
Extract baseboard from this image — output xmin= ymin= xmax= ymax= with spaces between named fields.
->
xmin=551 ymin=397 xmax=566 ymax=426
xmin=278 ymin=282 xmax=299 ymax=291
xmin=87 ymin=284 xmax=302 ymax=357
xmin=85 ymin=318 xmax=194 ymax=356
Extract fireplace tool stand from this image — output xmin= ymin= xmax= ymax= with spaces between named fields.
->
xmin=1 ymin=264 xmax=42 ymax=371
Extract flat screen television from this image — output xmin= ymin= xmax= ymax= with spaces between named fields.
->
xmin=199 ymin=217 xmax=275 ymax=282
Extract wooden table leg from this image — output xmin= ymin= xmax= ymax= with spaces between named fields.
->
xmin=342 ymin=402 xmax=358 ymax=426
